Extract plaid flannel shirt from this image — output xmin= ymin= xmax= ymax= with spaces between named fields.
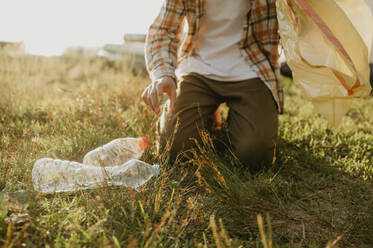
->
xmin=145 ymin=0 xmax=284 ymax=113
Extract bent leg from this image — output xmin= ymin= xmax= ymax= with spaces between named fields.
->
xmin=158 ymin=73 xmax=221 ymax=162
xmin=226 ymin=78 xmax=278 ymax=168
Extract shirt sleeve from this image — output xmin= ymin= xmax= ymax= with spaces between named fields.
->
xmin=145 ymin=0 xmax=185 ymax=83
xmin=260 ymin=1 xmax=280 ymax=70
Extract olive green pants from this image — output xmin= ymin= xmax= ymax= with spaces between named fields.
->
xmin=158 ymin=72 xmax=278 ymax=167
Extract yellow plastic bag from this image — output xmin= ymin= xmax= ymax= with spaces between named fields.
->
xmin=277 ymin=0 xmax=373 ymax=128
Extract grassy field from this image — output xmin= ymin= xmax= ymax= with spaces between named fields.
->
xmin=1 ymin=48 xmax=373 ymax=248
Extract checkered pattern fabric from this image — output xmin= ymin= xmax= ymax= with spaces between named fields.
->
xmin=145 ymin=0 xmax=284 ymax=113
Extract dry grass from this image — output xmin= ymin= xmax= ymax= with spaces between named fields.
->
xmin=1 ymin=48 xmax=373 ymax=247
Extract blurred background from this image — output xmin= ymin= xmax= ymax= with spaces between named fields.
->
xmin=0 ymin=0 xmax=163 ymax=56
xmin=1 ymin=0 xmax=372 ymax=70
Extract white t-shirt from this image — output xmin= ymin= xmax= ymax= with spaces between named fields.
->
xmin=176 ymin=0 xmax=258 ymax=81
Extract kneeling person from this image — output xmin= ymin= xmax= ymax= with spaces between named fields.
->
xmin=142 ymin=0 xmax=284 ymax=167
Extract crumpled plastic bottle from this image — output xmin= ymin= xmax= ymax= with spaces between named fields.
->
xmin=32 ymin=158 xmax=159 ymax=194
xmin=83 ymin=137 xmax=149 ymax=167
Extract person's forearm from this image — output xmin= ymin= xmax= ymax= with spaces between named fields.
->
xmin=145 ymin=0 xmax=185 ymax=83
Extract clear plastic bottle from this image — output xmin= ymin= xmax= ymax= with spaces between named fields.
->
xmin=83 ymin=137 xmax=149 ymax=167
xmin=32 ymin=158 xmax=159 ymax=194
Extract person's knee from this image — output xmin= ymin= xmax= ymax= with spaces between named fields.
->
xmin=233 ymin=137 xmax=276 ymax=167
xmin=158 ymin=121 xmax=205 ymax=163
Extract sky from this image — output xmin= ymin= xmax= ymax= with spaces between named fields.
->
xmin=0 ymin=0 xmax=164 ymax=56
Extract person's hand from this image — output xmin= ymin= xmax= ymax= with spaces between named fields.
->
xmin=141 ymin=76 xmax=177 ymax=114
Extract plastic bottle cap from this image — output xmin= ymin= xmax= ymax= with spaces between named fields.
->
xmin=152 ymin=164 xmax=160 ymax=176
xmin=138 ymin=136 xmax=149 ymax=150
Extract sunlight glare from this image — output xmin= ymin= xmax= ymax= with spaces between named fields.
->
xmin=0 ymin=0 xmax=163 ymax=56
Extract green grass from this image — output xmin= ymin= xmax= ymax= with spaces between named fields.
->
xmin=1 ymin=48 xmax=373 ymax=247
